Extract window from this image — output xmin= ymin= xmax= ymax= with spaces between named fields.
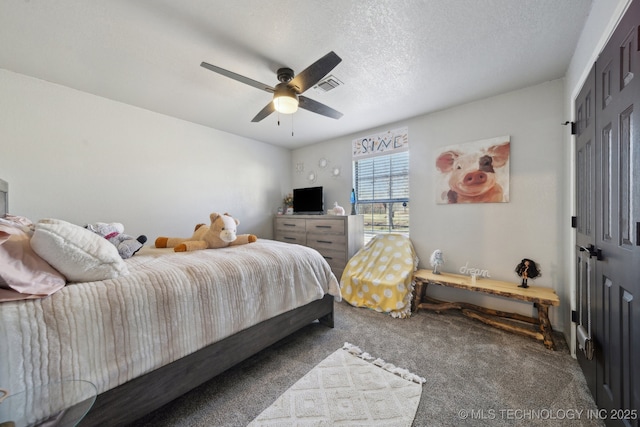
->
xmin=354 ymin=150 xmax=409 ymax=239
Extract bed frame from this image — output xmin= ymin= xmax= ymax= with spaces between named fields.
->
xmin=80 ymin=294 xmax=334 ymax=426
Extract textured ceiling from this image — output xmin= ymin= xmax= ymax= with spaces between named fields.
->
xmin=0 ymin=0 xmax=593 ymax=149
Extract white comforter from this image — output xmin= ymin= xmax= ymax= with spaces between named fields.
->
xmin=0 ymin=240 xmax=340 ymax=396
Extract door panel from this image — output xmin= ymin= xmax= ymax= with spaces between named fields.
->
xmin=575 ymin=64 xmax=597 ymax=395
xmin=593 ymin=1 xmax=640 ymax=424
xmin=575 ymin=2 xmax=640 ymax=426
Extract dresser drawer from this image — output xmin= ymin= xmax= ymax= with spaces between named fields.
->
xmin=275 ymin=217 xmax=306 ymax=231
xmin=305 ymin=219 xmax=345 ymax=234
xmin=306 ymin=234 xmax=346 ymax=252
xmin=274 ymin=231 xmax=306 ymax=245
xmin=316 ymin=248 xmax=347 ymax=271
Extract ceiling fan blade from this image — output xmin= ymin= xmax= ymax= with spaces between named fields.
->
xmin=200 ymin=62 xmax=274 ymax=93
xmin=298 ymin=95 xmax=343 ymax=119
xmin=289 ymin=51 xmax=342 ymax=94
xmin=251 ymin=101 xmax=276 ymax=122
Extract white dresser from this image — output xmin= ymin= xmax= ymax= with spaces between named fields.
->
xmin=274 ymin=215 xmax=364 ymax=280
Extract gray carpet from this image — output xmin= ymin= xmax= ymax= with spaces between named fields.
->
xmin=132 ymin=301 xmax=603 ymax=426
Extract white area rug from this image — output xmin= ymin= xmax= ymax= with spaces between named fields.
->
xmin=248 ymin=343 xmax=425 ymax=426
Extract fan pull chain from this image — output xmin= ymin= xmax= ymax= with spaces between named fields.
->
xmin=291 ymin=114 xmax=294 ymax=137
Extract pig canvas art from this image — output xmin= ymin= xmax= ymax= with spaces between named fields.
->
xmin=435 ymin=136 xmax=510 ymax=204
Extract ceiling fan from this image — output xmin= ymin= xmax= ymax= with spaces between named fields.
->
xmin=200 ymin=51 xmax=343 ymax=122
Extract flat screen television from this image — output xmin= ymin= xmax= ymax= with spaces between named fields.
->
xmin=293 ymin=186 xmax=324 ymax=214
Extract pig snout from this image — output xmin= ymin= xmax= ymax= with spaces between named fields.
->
xmin=449 ymin=166 xmax=497 ymax=198
xmin=463 ymin=171 xmax=488 ymax=186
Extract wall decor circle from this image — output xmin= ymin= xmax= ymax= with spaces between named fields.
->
xmin=307 ymin=171 xmax=317 ymax=183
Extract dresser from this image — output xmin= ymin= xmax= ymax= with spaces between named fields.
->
xmin=274 ymin=215 xmax=364 ymax=280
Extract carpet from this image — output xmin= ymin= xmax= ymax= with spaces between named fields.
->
xmin=248 ymin=342 xmax=425 ymax=426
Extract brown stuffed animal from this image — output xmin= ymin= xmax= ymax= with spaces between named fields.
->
xmin=155 ymin=212 xmax=257 ymax=252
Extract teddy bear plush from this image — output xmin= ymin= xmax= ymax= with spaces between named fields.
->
xmin=85 ymin=222 xmax=147 ymax=259
xmin=155 ymin=212 xmax=257 ymax=252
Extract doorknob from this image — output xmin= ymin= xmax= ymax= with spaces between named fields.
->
xmin=588 ymin=244 xmax=604 ymax=261
xmin=581 ymin=244 xmax=604 ymax=261
xmin=594 ymin=247 xmax=603 ymax=261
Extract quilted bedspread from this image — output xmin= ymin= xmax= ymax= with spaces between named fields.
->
xmin=0 ymin=240 xmax=340 ymax=397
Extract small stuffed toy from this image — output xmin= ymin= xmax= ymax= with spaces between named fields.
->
xmin=155 ymin=212 xmax=257 ymax=252
xmin=85 ymin=222 xmax=147 ymax=259
xmin=331 ymin=202 xmax=345 ymax=215
xmin=430 ymin=249 xmax=445 ymax=275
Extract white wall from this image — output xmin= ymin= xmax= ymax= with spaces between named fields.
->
xmin=293 ymin=79 xmax=568 ymax=330
xmin=0 ymin=69 xmax=291 ymax=240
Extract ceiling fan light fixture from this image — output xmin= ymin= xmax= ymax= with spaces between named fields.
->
xmin=201 ymin=52 xmax=342 ymax=121
xmin=273 ymin=92 xmax=299 ymax=114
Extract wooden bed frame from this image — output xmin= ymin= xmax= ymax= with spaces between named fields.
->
xmin=80 ymin=294 xmax=334 ymax=426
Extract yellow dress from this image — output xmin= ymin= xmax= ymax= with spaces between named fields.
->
xmin=340 ymin=234 xmax=418 ymax=318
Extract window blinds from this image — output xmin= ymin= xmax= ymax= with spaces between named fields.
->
xmin=355 ymin=151 xmax=409 ymax=204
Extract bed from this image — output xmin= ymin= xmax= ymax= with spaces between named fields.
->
xmin=0 ymin=179 xmax=340 ymax=426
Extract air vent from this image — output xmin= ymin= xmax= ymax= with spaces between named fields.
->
xmin=314 ymin=75 xmax=343 ymax=92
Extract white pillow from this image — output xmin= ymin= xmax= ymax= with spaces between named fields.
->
xmin=31 ymin=218 xmax=129 ymax=282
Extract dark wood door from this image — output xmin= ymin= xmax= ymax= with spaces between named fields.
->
xmin=574 ymin=64 xmax=597 ymax=396
xmin=593 ymin=1 xmax=640 ymax=424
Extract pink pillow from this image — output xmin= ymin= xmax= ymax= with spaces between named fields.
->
xmin=0 ymin=222 xmax=66 ymax=302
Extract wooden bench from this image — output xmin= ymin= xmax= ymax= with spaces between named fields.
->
xmin=412 ymin=269 xmax=560 ymax=350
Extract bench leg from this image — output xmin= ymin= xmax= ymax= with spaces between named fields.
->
xmin=412 ymin=280 xmax=426 ymax=312
xmin=536 ymin=303 xmax=556 ymax=350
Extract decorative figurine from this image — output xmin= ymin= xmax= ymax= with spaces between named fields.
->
xmin=430 ymin=249 xmax=445 ymax=275
xmin=515 ymin=258 xmax=540 ymax=288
